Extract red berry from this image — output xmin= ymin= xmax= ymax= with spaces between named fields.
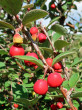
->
xmin=53 ymin=62 xmax=62 ymax=70
xmin=34 ymin=65 xmax=38 ymax=69
xmin=58 ymin=97 xmax=64 ymax=102
xmin=54 ymin=69 xmax=62 ymax=73
xmin=47 ymin=72 xmax=63 ymax=87
xmin=50 ymin=104 xmax=57 ymax=110
xmin=38 ymin=33 xmax=46 ymax=43
xmin=33 ymin=79 xmax=48 ymax=95
xmin=24 ymin=52 xmax=38 ymax=67
xmin=57 ymin=102 xmax=63 ymax=109
xmin=9 ymin=45 xmax=25 ymax=57
xmin=51 ymin=4 xmax=56 ymax=9
xmin=14 ymin=104 xmax=19 ymax=108
xmin=30 ymin=27 xmax=38 ymax=35
xmin=46 ymin=58 xmax=53 ymax=67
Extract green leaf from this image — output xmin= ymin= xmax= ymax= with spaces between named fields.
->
xmin=14 ymin=55 xmax=44 ymax=68
xmin=0 ymin=62 xmax=5 ymax=68
xmin=0 ymin=0 xmax=23 ymax=15
xmin=51 ymin=24 xmax=67 ymax=35
xmin=47 ymin=17 xmax=60 ymax=29
xmin=71 ymin=57 xmax=82 ymax=67
xmin=54 ymin=40 xmax=70 ymax=50
xmin=71 ymin=92 xmax=82 ymax=98
xmin=22 ymin=9 xmax=48 ymax=25
xmin=23 ymin=4 xmax=34 ymax=8
xmin=12 ymin=83 xmax=28 ymax=99
xmin=53 ymin=33 xmax=61 ymax=42
xmin=0 ymin=21 xmax=14 ymax=29
xmin=16 ymin=96 xmax=42 ymax=108
xmin=39 ymin=47 xmax=53 ymax=53
xmin=0 ymin=49 xmax=8 ymax=55
xmin=69 ymin=73 xmax=79 ymax=88
xmin=52 ymin=51 xmax=76 ymax=65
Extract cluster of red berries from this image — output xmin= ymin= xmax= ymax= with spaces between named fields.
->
xmin=33 ymin=72 xmax=63 ymax=95
xmin=46 ymin=58 xmax=62 ymax=72
xmin=30 ymin=27 xmax=47 ymax=43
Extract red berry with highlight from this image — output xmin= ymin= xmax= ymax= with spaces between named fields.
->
xmin=51 ymin=4 xmax=56 ymax=9
xmin=50 ymin=104 xmax=57 ymax=110
xmin=38 ymin=33 xmax=46 ymax=43
xmin=57 ymin=102 xmax=63 ymax=109
xmin=9 ymin=45 xmax=25 ymax=57
xmin=33 ymin=79 xmax=48 ymax=95
xmin=14 ymin=104 xmax=19 ymax=108
xmin=30 ymin=27 xmax=38 ymax=35
xmin=24 ymin=52 xmax=38 ymax=67
xmin=53 ymin=62 xmax=62 ymax=70
xmin=46 ymin=58 xmax=53 ymax=67
xmin=47 ymin=72 xmax=63 ymax=87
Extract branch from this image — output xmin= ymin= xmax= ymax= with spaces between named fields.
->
xmin=40 ymin=26 xmax=56 ymax=54
xmin=60 ymin=86 xmax=76 ymax=110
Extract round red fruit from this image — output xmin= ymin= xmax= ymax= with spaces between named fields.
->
xmin=54 ymin=69 xmax=62 ymax=73
xmin=9 ymin=45 xmax=25 ymax=57
xmin=14 ymin=104 xmax=19 ymax=108
xmin=50 ymin=104 xmax=57 ymax=110
xmin=47 ymin=72 xmax=63 ymax=87
xmin=53 ymin=62 xmax=62 ymax=70
xmin=46 ymin=58 xmax=53 ymax=67
xmin=30 ymin=27 xmax=38 ymax=35
xmin=38 ymin=33 xmax=46 ymax=43
xmin=33 ymin=79 xmax=48 ymax=95
xmin=24 ymin=52 xmax=38 ymax=66
xmin=57 ymin=102 xmax=63 ymax=109
xmin=51 ymin=4 xmax=56 ymax=9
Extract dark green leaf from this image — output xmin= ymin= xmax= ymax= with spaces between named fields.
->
xmin=22 ymin=9 xmax=48 ymax=25
xmin=0 ymin=62 xmax=5 ymax=68
xmin=52 ymin=51 xmax=76 ymax=65
xmin=71 ymin=92 xmax=82 ymax=98
xmin=16 ymin=96 xmax=42 ymax=108
xmin=69 ymin=73 xmax=79 ymax=88
xmin=71 ymin=57 xmax=82 ymax=67
xmin=0 ymin=49 xmax=8 ymax=55
xmin=23 ymin=4 xmax=34 ymax=8
xmin=12 ymin=83 xmax=28 ymax=99
xmin=53 ymin=33 xmax=61 ymax=42
xmin=54 ymin=40 xmax=70 ymax=50
xmin=47 ymin=17 xmax=60 ymax=29
xmin=51 ymin=24 xmax=67 ymax=35
xmin=0 ymin=0 xmax=23 ymax=15
xmin=0 ymin=21 xmax=14 ymax=29
xmin=14 ymin=55 xmax=44 ymax=68
xmin=39 ymin=47 xmax=53 ymax=53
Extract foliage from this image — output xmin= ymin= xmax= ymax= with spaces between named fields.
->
xmin=0 ymin=0 xmax=82 ymax=110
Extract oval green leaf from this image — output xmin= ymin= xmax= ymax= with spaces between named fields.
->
xmin=51 ymin=24 xmax=67 ymax=35
xmin=22 ymin=9 xmax=48 ymax=25
xmin=39 ymin=47 xmax=53 ymax=53
xmin=52 ymin=51 xmax=76 ymax=65
xmin=14 ymin=55 xmax=44 ymax=68
xmin=69 ymin=73 xmax=79 ymax=88
xmin=0 ymin=0 xmax=23 ymax=15
xmin=54 ymin=40 xmax=70 ymax=50
xmin=47 ymin=17 xmax=60 ymax=29
xmin=0 ymin=21 xmax=14 ymax=29
xmin=0 ymin=49 xmax=8 ymax=55
xmin=71 ymin=92 xmax=82 ymax=98
xmin=71 ymin=57 xmax=82 ymax=67
xmin=23 ymin=4 xmax=34 ymax=8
